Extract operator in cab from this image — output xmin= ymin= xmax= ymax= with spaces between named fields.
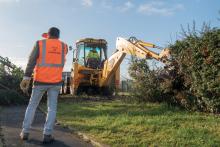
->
xmin=86 ymin=48 xmax=100 ymax=69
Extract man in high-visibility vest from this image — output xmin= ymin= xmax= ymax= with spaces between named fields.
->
xmin=86 ymin=48 xmax=100 ymax=68
xmin=19 ymin=27 xmax=68 ymax=143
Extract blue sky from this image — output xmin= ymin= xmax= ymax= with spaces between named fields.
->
xmin=0 ymin=0 xmax=219 ymax=78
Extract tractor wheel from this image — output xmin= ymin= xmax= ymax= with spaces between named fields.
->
xmin=101 ymin=86 xmax=114 ymax=96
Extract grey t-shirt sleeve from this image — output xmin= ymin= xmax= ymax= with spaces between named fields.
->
xmin=24 ymin=41 xmax=39 ymax=77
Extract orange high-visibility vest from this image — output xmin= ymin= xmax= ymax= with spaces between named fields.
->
xmin=34 ymin=39 xmax=67 ymax=83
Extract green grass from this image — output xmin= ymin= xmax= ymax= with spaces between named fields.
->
xmin=42 ymin=99 xmax=220 ymax=146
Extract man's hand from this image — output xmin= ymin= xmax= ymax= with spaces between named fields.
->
xmin=20 ymin=78 xmax=31 ymax=95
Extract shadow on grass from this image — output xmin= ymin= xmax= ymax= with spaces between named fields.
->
xmin=57 ymin=99 xmax=183 ymax=119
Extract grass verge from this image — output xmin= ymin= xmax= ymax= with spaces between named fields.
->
xmin=42 ymin=98 xmax=220 ymax=146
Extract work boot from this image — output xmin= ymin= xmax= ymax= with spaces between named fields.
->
xmin=43 ymin=134 xmax=55 ymax=144
xmin=20 ymin=132 xmax=29 ymax=140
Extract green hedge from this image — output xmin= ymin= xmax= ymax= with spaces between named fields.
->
xmin=0 ymin=90 xmax=28 ymax=105
xmin=129 ymin=25 xmax=220 ymax=113
xmin=128 ymin=58 xmax=166 ymax=103
xmin=0 ymin=58 xmax=26 ymax=105
xmin=169 ymin=27 xmax=220 ymax=112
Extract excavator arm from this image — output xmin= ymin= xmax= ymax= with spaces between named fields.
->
xmin=100 ymin=37 xmax=170 ymax=87
xmin=116 ymin=37 xmax=170 ymax=61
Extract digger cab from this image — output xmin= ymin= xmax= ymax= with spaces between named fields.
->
xmin=75 ymin=38 xmax=108 ymax=69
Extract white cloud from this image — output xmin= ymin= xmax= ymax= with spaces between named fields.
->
xmin=82 ymin=0 xmax=93 ymax=7
xmin=138 ymin=1 xmax=184 ymax=16
xmin=0 ymin=0 xmax=20 ymax=3
xmin=119 ymin=1 xmax=134 ymax=12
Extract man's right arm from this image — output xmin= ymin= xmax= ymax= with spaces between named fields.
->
xmin=23 ymin=41 xmax=39 ymax=79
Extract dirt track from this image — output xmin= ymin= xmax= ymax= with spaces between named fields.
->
xmin=0 ymin=106 xmax=92 ymax=147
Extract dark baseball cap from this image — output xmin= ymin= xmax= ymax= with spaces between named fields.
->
xmin=48 ymin=27 xmax=60 ymax=38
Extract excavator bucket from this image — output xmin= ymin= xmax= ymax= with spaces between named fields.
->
xmin=159 ymin=48 xmax=170 ymax=59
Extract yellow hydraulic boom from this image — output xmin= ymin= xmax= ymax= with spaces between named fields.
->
xmin=100 ymin=37 xmax=170 ymax=88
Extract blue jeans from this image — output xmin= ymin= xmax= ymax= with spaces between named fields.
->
xmin=22 ymin=85 xmax=61 ymax=135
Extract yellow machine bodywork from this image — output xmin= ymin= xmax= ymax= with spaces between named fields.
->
xmin=70 ymin=37 xmax=170 ymax=95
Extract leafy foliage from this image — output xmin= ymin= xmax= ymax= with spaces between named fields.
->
xmin=0 ymin=60 xmax=27 ymax=105
xmin=129 ymin=24 xmax=220 ymax=113
xmin=0 ymin=89 xmax=27 ymax=105
xmin=128 ymin=58 xmax=164 ymax=102
xmin=170 ymin=26 xmax=220 ymax=112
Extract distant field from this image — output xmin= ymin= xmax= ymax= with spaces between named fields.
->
xmin=42 ymin=99 xmax=220 ymax=146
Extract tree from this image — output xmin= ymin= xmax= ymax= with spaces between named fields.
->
xmin=170 ymin=26 xmax=220 ymax=112
xmin=0 ymin=60 xmax=26 ymax=105
xmin=128 ymin=58 xmax=163 ymax=102
xmin=128 ymin=24 xmax=220 ymax=113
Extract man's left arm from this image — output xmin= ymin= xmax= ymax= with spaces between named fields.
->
xmin=24 ymin=41 xmax=39 ymax=79
xmin=20 ymin=41 xmax=39 ymax=94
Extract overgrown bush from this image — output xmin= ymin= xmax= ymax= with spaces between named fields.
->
xmin=0 ymin=64 xmax=24 ymax=91
xmin=169 ymin=25 xmax=220 ymax=113
xmin=0 ymin=89 xmax=27 ymax=105
xmin=129 ymin=24 xmax=220 ymax=113
xmin=0 ymin=59 xmax=27 ymax=105
xmin=128 ymin=58 xmax=164 ymax=102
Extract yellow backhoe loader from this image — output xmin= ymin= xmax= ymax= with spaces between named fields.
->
xmin=66 ymin=37 xmax=170 ymax=95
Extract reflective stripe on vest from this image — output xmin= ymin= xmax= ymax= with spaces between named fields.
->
xmin=37 ymin=40 xmax=65 ymax=67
